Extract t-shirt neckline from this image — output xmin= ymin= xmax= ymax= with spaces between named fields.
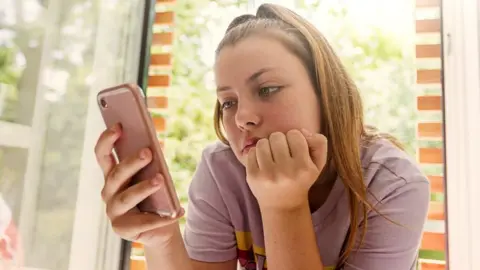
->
xmin=311 ymin=176 xmax=345 ymax=228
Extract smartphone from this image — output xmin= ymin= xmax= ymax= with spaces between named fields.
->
xmin=97 ymin=83 xmax=181 ymax=218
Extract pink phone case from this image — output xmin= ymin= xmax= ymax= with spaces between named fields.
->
xmin=97 ymin=83 xmax=181 ymax=218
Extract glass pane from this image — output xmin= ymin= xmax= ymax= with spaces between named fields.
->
xmin=0 ymin=0 xmax=44 ymax=125
xmin=0 ymin=0 xmax=145 ymax=269
xmin=0 ymin=147 xmax=27 ymax=269
xmin=0 ymin=146 xmax=28 ymax=223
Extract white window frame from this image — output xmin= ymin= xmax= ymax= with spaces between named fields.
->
xmin=442 ymin=0 xmax=480 ymax=269
xmin=16 ymin=0 xmax=60 ymax=253
xmin=0 ymin=122 xmax=31 ymax=149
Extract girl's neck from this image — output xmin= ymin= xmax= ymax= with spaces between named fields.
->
xmin=308 ymin=167 xmax=337 ymax=213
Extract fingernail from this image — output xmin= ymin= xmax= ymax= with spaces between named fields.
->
xmin=151 ymin=174 xmax=163 ymax=186
xmin=151 ymin=178 xmax=159 ymax=186
xmin=110 ymin=124 xmax=121 ymax=133
xmin=139 ymin=148 xmax=150 ymax=160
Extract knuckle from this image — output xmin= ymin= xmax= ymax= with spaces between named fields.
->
xmin=105 ymin=203 xmax=116 ymax=220
xmin=269 ymin=132 xmax=285 ymax=144
xmin=117 ymin=193 xmax=129 ymax=206
xmin=319 ymin=134 xmax=328 ymax=144
xmin=111 ymin=219 xmax=125 ymax=235
xmin=108 ymin=163 xmax=127 ymax=183
xmin=270 ymin=131 xmax=284 ymax=139
xmin=286 ymin=129 xmax=302 ymax=139
xmin=94 ymin=147 xmax=104 ymax=163
xmin=107 ymin=167 xmax=119 ymax=182
xmin=100 ymin=187 xmax=108 ymax=202
xmin=256 ymin=138 xmax=269 ymax=148
xmin=93 ymin=143 xmax=100 ymax=156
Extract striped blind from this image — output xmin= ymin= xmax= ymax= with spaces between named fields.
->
xmin=415 ymin=0 xmax=446 ymax=269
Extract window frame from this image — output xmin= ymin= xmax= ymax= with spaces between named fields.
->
xmin=0 ymin=121 xmax=31 ymax=149
xmin=442 ymin=0 xmax=480 ymax=269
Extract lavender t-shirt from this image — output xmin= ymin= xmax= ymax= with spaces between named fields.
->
xmin=183 ymin=139 xmax=430 ymax=270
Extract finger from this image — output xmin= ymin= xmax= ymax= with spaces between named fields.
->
xmin=111 ymin=209 xmax=185 ymax=241
xmin=256 ymin=138 xmax=274 ymax=171
xmin=107 ymin=174 xmax=164 ymax=219
xmin=269 ymin=132 xmax=291 ymax=164
xmin=102 ymin=148 xmax=152 ymax=202
xmin=300 ymin=129 xmax=328 ymax=171
xmin=246 ymin=146 xmax=259 ymax=175
xmin=286 ymin=129 xmax=310 ymax=162
xmin=94 ymin=124 xmax=122 ymax=177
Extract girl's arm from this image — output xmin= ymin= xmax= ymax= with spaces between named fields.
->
xmin=144 ymin=224 xmax=237 ymax=270
xmin=260 ymin=201 xmax=324 ymax=270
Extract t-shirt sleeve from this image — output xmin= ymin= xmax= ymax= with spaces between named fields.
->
xmin=344 ymin=178 xmax=430 ymax=270
xmin=183 ymin=150 xmax=237 ymax=262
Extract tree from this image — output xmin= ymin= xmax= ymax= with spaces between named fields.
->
xmin=296 ymin=2 xmax=417 ymax=155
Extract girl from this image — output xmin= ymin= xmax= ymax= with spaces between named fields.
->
xmin=94 ymin=3 xmax=429 ymax=270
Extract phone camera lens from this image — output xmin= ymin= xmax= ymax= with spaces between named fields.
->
xmin=100 ymin=98 xmax=107 ymax=108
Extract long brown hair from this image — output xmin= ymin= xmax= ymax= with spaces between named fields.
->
xmin=213 ymin=3 xmax=402 ymax=267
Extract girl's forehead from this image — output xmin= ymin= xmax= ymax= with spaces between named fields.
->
xmin=215 ymin=37 xmax=304 ymax=81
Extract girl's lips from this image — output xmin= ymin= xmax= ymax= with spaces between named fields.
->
xmin=242 ymin=144 xmax=256 ymax=154
xmin=242 ymin=138 xmax=260 ymax=154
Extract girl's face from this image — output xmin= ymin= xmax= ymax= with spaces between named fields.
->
xmin=215 ymin=36 xmax=321 ymax=165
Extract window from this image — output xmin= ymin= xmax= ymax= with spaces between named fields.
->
xmin=0 ymin=0 xmax=146 ymax=269
xmin=140 ymin=0 xmax=452 ymax=269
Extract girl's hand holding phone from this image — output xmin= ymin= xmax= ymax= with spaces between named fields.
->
xmin=94 ymin=125 xmax=184 ymax=247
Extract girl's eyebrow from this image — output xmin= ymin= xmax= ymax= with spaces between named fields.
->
xmin=216 ymin=67 xmax=275 ymax=93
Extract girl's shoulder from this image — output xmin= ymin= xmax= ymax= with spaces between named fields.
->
xmin=360 ymin=138 xmax=430 ymax=202
xmin=198 ymin=140 xmax=241 ymax=172
xmin=191 ymin=141 xmax=247 ymax=193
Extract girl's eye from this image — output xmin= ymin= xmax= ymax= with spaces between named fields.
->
xmin=221 ymin=100 xmax=236 ymax=110
xmin=258 ymin=86 xmax=280 ymax=97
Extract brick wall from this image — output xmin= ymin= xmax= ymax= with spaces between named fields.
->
xmin=415 ymin=0 xmax=446 ymax=269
